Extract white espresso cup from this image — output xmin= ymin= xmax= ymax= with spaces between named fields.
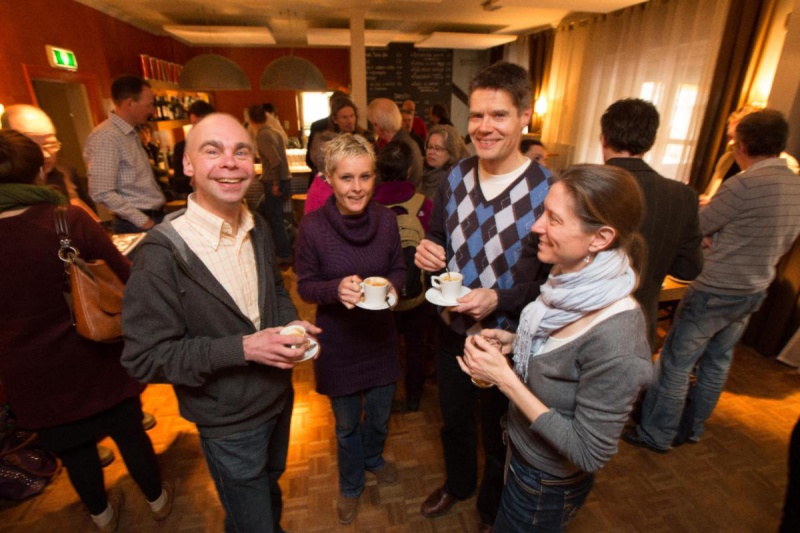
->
xmin=279 ymin=325 xmax=309 ymax=350
xmin=431 ymin=272 xmax=464 ymax=301
xmin=279 ymin=325 xmax=317 ymax=361
xmin=361 ymin=276 xmax=389 ymax=307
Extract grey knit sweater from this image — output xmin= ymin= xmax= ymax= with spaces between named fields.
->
xmin=694 ymin=157 xmax=800 ymax=296
xmin=508 ymin=308 xmax=652 ymax=477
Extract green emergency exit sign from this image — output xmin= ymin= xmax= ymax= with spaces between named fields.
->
xmin=45 ymin=45 xmax=78 ymax=71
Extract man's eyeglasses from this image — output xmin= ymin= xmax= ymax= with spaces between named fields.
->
xmin=41 ymin=142 xmax=63 ymax=154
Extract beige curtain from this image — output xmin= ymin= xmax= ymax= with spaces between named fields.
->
xmin=503 ymin=35 xmax=530 ymax=70
xmin=542 ymin=0 xmax=730 ymax=181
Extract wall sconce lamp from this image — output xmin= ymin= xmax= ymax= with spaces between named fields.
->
xmin=530 ymin=96 xmax=548 ymax=135
xmin=534 ymin=96 xmax=548 ymax=116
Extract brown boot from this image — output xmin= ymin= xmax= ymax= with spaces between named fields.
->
xmin=336 ymin=494 xmax=359 ymax=524
xmin=368 ymin=461 xmax=399 ymax=485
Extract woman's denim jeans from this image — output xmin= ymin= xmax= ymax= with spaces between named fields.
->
xmin=494 ymin=455 xmax=594 ymax=532
xmin=329 ymin=383 xmax=396 ymax=497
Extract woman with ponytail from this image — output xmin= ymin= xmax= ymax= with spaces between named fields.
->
xmin=459 ymin=164 xmax=653 ymax=532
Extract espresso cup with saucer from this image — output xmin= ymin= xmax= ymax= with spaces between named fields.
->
xmin=279 ymin=325 xmax=318 ymax=362
xmin=361 ymin=276 xmax=389 ymax=307
xmin=431 ymin=272 xmax=464 ymax=302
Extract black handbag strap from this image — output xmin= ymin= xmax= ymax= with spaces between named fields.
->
xmin=54 ymin=206 xmax=80 ymax=262
xmin=54 ymin=206 xmax=78 ymax=324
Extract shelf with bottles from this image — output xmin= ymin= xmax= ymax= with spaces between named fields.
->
xmin=147 ymin=80 xmax=211 ymax=130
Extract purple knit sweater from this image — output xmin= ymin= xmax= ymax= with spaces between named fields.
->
xmin=295 ymin=196 xmax=406 ymax=397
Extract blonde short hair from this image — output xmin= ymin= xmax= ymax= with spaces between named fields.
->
xmin=324 ymin=133 xmax=376 ymax=178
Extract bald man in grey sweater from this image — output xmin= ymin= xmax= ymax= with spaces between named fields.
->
xmin=626 ymin=109 xmax=800 ymax=453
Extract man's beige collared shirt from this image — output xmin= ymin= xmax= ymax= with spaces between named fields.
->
xmin=172 ymin=196 xmax=260 ymax=329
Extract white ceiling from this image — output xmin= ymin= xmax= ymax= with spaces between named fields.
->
xmin=73 ymin=0 xmax=642 ymax=48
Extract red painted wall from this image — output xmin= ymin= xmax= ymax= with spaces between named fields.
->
xmin=0 ymin=0 xmax=350 ymax=136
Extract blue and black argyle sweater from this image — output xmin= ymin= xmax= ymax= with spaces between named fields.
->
xmin=443 ymin=155 xmax=550 ymax=335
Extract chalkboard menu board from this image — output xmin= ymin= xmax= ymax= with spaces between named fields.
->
xmin=366 ymin=44 xmax=453 ymax=120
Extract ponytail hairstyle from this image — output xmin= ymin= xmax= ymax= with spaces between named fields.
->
xmin=555 ymin=164 xmax=647 ymax=276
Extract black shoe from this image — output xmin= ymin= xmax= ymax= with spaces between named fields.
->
xmin=621 ymin=427 xmax=669 ymax=454
xmin=672 ymin=434 xmax=700 ymax=447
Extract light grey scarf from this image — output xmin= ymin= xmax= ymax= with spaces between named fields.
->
xmin=512 ymin=249 xmax=636 ymax=380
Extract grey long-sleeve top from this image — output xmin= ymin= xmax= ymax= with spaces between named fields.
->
xmin=508 ymin=307 xmax=653 ymax=477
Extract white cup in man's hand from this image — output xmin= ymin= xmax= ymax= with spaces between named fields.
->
xmin=431 ymin=272 xmax=464 ymax=301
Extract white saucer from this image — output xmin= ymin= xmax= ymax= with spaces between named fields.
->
xmin=356 ymin=292 xmax=397 ymax=311
xmin=299 ymin=340 xmax=319 ymax=362
xmin=425 ymin=286 xmax=471 ymax=307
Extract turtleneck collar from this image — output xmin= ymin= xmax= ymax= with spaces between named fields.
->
xmin=321 ymin=194 xmax=379 ymax=246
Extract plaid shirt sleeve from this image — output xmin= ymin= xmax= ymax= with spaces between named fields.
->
xmin=85 ymin=119 xmax=163 ymax=228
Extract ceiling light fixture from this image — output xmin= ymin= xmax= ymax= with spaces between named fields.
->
xmin=260 ymin=56 xmax=327 ymax=91
xmin=178 ymin=54 xmax=251 ymax=91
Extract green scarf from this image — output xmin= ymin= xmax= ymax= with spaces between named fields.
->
xmin=0 ymin=184 xmax=66 ymax=213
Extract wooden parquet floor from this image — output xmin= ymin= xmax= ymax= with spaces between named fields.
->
xmin=2 ymin=269 xmax=799 ymax=532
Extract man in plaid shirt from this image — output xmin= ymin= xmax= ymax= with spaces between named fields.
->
xmin=84 ymin=75 xmax=165 ymax=234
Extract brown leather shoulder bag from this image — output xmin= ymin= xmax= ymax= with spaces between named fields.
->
xmin=54 ymin=206 xmax=124 ymax=342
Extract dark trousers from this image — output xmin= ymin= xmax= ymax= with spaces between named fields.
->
xmin=37 ymin=397 xmax=162 ymax=515
xmin=259 ymin=181 xmax=292 ymax=259
xmin=781 ymin=416 xmax=800 ymax=532
xmin=436 ymin=322 xmax=508 ymax=525
xmin=393 ymin=303 xmax=430 ymax=401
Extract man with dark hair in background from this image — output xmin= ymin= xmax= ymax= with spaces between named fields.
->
xmin=415 ymin=61 xmax=551 ymax=532
xmin=401 ymin=109 xmax=426 ymax=154
xmin=262 ymin=103 xmax=289 ymax=145
xmin=601 ymin=98 xmax=703 ymax=350
xmin=249 ymin=105 xmax=293 ymax=266
xmin=305 ymin=90 xmax=348 ymax=175
xmin=401 ymin=99 xmax=428 ymax=141
xmin=625 ymin=109 xmax=800 ymax=453
xmin=171 ymin=100 xmax=215 ymax=196
xmin=84 ymin=75 xmax=165 ymax=233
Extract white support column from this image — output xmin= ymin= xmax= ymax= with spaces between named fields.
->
xmin=350 ymin=14 xmax=368 ymax=130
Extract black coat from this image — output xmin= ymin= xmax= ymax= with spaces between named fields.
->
xmin=606 ymin=157 xmax=703 ymax=349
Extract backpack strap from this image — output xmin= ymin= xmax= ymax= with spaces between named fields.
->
xmin=386 ymin=193 xmax=426 ymax=217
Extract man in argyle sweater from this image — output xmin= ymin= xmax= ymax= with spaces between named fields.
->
xmin=415 ymin=61 xmax=551 ymax=532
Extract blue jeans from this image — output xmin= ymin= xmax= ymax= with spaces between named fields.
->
xmin=259 ymin=180 xmax=292 ymax=259
xmin=199 ymin=390 xmax=293 ymax=533
xmin=494 ymin=455 xmax=594 ymax=532
xmin=329 ymin=383 xmax=396 ymax=497
xmin=638 ymin=287 xmax=766 ymax=449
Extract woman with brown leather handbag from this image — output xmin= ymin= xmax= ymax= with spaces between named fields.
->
xmin=0 ymin=130 xmax=170 ymax=531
